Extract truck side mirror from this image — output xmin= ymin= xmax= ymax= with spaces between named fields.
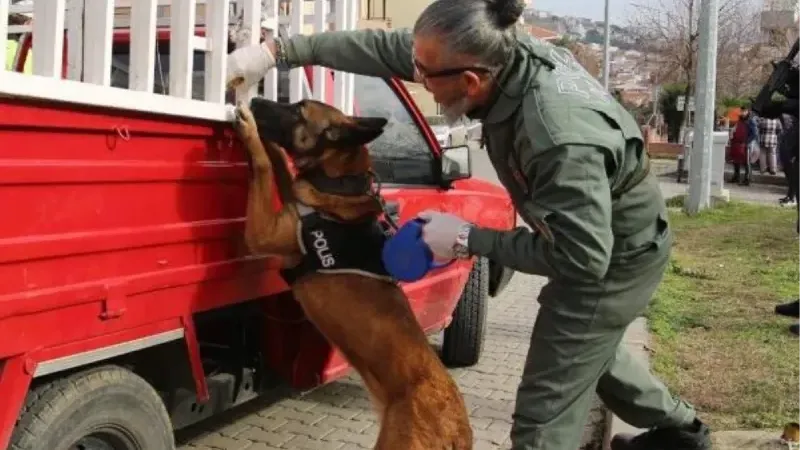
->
xmin=440 ymin=145 xmax=471 ymax=183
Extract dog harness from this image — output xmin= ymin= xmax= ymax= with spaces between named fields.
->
xmin=280 ymin=203 xmax=396 ymax=284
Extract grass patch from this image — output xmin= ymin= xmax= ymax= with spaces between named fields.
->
xmin=647 ymin=200 xmax=799 ymax=430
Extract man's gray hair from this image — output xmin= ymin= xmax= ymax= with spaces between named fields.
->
xmin=413 ymin=0 xmax=525 ymax=69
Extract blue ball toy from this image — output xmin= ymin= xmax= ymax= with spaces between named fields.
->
xmin=382 ymin=218 xmax=454 ymax=282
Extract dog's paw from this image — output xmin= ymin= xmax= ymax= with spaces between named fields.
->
xmin=234 ymin=102 xmax=258 ymax=137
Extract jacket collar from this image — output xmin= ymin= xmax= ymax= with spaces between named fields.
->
xmin=466 ymin=39 xmax=551 ymax=125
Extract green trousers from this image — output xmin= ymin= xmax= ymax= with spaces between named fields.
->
xmin=509 ymin=231 xmax=696 ymax=450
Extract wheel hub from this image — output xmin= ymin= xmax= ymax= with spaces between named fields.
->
xmin=71 ymin=429 xmax=138 ymax=450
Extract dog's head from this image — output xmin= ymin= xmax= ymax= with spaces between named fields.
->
xmin=249 ymin=97 xmax=388 ymax=170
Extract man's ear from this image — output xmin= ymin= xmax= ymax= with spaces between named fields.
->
xmin=326 ymin=116 xmax=388 ymax=147
xmin=464 ymin=71 xmax=485 ymax=97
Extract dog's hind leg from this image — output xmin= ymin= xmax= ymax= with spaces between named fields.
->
xmin=234 ymin=102 xmax=299 ymax=255
xmin=375 ymin=394 xmax=470 ymax=450
xmin=359 ymin=370 xmax=387 ymax=422
xmin=451 ymin=416 xmax=474 ymax=450
xmin=374 ymin=398 xmax=420 ymax=450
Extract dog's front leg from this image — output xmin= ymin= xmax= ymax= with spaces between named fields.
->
xmin=235 ymin=103 xmax=299 ymax=256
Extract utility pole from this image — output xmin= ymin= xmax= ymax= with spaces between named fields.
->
xmin=602 ymin=0 xmax=611 ymax=90
xmin=684 ymin=0 xmax=718 ymax=214
xmin=678 ymin=0 xmax=695 ymax=146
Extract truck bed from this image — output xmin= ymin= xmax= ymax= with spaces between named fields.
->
xmin=0 ymin=96 xmax=287 ymax=360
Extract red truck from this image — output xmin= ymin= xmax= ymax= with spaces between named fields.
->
xmin=0 ymin=15 xmax=516 ymax=450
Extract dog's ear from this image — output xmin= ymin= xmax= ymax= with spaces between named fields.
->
xmin=325 ymin=116 xmax=388 ymax=147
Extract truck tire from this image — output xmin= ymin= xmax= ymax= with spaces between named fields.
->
xmin=10 ymin=365 xmax=174 ymax=450
xmin=441 ymin=256 xmax=489 ymax=367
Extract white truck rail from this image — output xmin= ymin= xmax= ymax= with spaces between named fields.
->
xmin=0 ymin=0 xmax=357 ymax=121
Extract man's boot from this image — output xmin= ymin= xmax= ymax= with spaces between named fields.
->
xmin=775 ymin=300 xmax=800 ymax=318
xmin=610 ymin=419 xmax=712 ymax=450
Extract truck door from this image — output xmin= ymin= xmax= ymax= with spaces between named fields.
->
xmin=351 ymin=74 xmax=469 ymax=332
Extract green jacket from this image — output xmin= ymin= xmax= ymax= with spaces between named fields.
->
xmin=282 ymin=29 xmax=669 ymax=285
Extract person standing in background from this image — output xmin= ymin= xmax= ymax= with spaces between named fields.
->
xmin=727 ymin=109 xmax=754 ymax=186
xmin=756 ymin=115 xmax=783 ymax=175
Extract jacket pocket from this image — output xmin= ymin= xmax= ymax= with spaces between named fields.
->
xmin=610 ymin=211 xmax=670 ymax=265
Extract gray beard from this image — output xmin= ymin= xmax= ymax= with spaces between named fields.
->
xmin=441 ymin=96 xmax=471 ymax=126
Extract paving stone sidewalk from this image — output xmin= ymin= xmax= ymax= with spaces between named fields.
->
xmin=179 ymin=153 xmax=794 ymax=450
xmin=178 ymin=272 xmax=608 ymax=450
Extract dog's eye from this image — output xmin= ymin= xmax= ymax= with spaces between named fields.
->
xmin=324 ymin=127 xmax=340 ymax=141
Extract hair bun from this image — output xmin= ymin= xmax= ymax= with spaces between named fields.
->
xmin=485 ymin=0 xmax=524 ymax=29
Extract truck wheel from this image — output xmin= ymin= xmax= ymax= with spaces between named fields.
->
xmin=441 ymin=256 xmax=489 ymax=367
xmin=10 ymin=365 xmax=174 ymax=450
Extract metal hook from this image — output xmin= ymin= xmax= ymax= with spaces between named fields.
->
xmin=368 ymin=170 xmax=399 ymax=231
xmin=115 ymin=125 xmax=131 ymax=141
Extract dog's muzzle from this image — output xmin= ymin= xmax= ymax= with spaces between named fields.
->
xmin=249 ymin=97 xmax=299 ymax=150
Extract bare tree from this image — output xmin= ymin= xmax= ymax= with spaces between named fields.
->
xmin=627 ymin=0 xmax=764 ymax=126
xmin=629 ymin=0 xmax=697 ymax=130
xmin=713 ymin=2 xmax=779 ymax=100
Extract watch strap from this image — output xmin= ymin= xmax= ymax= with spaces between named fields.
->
xmin=453 ymin=223 xmax=473 ymax=259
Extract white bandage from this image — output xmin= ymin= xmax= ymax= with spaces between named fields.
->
xmin=226 ymin=41 xmax=277 ymax=91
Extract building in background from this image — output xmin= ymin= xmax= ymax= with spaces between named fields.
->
xmin=356 ymin=0 xmax=440 ymax=115
xmin=525 ymin=25 xmax=560 ymax=41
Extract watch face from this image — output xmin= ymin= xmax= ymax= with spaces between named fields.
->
xmin=454 ymin=225 xmax=472 ymax=259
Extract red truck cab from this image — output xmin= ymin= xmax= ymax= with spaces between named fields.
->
xmin=0 ymin=24 xmax=516 ymax=450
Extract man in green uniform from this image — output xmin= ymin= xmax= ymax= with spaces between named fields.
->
xmin=226 ymin=0 xmax=712 ymax=447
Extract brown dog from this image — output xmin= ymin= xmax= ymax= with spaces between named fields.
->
xmin=232 ymin=97 xmax=473 ymax=450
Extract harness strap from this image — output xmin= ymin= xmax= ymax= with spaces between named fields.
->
xmin=283 ymin=203 xmax=396 ymax=285
xmin=302 ymin=167 xmax=373 ymax=197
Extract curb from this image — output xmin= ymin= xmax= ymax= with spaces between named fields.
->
xmin=659 ymin=170 xmax=787 ymax=188
xmin=649 ymin=158 xmax=788 ymax=188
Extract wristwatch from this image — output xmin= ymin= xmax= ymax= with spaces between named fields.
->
xmin=453 ymin=223 xmax=474 ymax=259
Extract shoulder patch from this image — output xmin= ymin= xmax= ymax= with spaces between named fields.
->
xmin=522 ymin=88 xmax=625 ymax=152
xmin=546 ymin=46 xmax=613 ymax=104
xmin=518 ymin=45 xmax=605 ymax=151
xmin=522 ymin=43 xmax=648 ymax=152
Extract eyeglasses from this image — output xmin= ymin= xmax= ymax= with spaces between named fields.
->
xmin=411 ymin=48 xmax=493 ymax=82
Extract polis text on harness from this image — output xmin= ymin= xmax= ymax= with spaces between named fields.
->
xmin=280 ymin=203 xmax=396 ymax=284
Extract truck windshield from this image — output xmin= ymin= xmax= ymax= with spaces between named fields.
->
xmin=350 ymin=74 xmax=435 ymax=185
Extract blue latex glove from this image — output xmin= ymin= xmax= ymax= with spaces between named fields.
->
xmin=417 ymin=210 xmax=469 ymax=260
